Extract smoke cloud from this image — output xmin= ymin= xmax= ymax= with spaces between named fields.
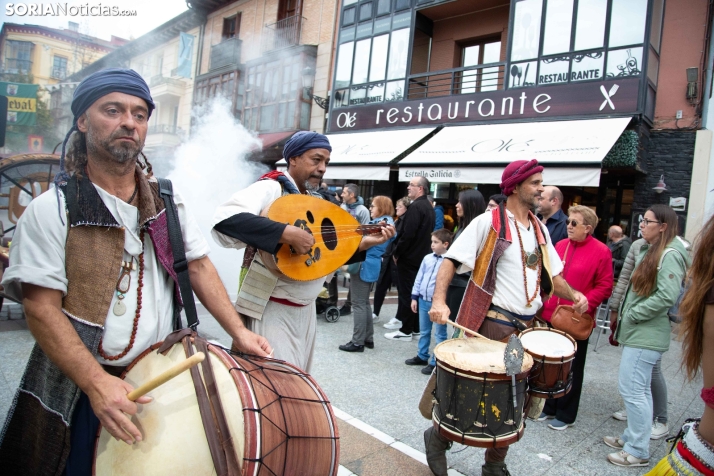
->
xmin=167 ymin=97 xmax=267 ymax=297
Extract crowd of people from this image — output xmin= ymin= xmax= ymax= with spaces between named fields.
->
xmin=0 ymin=71 xmax=710 ymax=476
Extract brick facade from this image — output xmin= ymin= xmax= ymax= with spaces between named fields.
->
xmin=630 ymin=129 xmax=696 ymax=239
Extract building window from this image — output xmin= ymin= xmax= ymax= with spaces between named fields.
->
xmin=243 ymin=54 xmax=310 ymax=132
xmin=194 ymin=71 xmax=241 ymax=120
xmin=508 ymin=0 xmax=649 ymax=89
xmin=223 ymin=14 xmax=241 ymax=40
xmin=52 ymin=56 xmax=68 ymax=79
xmin=4 ymin=40 xmax=33 ymax=74
xmin=458 ymin=39 xmax=502 ymax=93
xmin=344 ymin=7 xmax=356 ymax=25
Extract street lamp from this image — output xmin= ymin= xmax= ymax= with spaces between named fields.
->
xmin=301 ymin=66 xmax=329 ymax=110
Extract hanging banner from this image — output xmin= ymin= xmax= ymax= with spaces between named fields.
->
xmin=0 ymin=82 xmax=39 ymax=126
xmin=176 ymin=32 xmax=195 ymax=78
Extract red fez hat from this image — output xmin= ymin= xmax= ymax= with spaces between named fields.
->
xmin=500 ymin=159 xmax=544 ymax=195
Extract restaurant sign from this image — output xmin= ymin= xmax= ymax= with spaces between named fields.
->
xmin=328 ymin=78 xmax=640 ymax=132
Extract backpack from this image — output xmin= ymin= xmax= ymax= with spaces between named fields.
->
xmin=657 ymin=247 xmax=687 ymax=323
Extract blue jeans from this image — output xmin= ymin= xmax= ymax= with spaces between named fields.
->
xmin=417 ymin=297 xmax=447 ymax=365
xmin=618 ymin=346 xmax=664 ymax=460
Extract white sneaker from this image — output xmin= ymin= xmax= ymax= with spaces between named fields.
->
xmin=612 ymin=409 xmax=627 ymax=421
xmin=383 ymin=317 xmax=402 ymax=329
xmin=384 ymin=330 xmax=413 ymax=341
xmin=651 ymin=421 xmax=669 ymax=440
xmin=372 ymin=313 xmax=380 ymax=322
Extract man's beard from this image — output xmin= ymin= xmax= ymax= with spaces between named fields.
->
xmin=304 ymin=180 xmax=320 ymax=192
xmin=86 ymin=123 xmax=143 ymax=164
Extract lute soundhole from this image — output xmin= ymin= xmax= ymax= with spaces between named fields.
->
xmin=321 ymin=217 xmax=337 ymax=251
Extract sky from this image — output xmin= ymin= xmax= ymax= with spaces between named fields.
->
xmin=1 ymin=0 xmax=189 ymax=42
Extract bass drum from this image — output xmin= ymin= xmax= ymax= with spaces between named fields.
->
xmin=94 ymin=338 xmax=340 ymax=475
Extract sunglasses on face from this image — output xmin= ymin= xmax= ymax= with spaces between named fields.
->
xmin=567 ymin=219 xmax=580 ymax=227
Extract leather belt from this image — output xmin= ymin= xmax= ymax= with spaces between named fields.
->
xmin=485 ymin=306 xmax=535 ymax=331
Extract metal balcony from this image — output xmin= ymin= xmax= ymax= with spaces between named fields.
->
xmin=209 ymin=37 xmax=242 ymax=71
xmin=407 ymin=62 xmax=506 ymax=99
xmin=262 ymin=15 xmax=304 ymax=53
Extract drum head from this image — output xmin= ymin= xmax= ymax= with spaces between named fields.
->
xmin=94 ymin=343 xmax=245 ymax=475
xmin=520 ymin=328 xmax=575 ymax=358
xmin=434 ymin=338 xmax=533 ymax=374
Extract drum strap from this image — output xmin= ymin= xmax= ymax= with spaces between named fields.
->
xmin=157 ymin=178 xmax=199 ymax=330
xmin=158 ymin=330 xmax=239 ymax=476
xmin=195 ymin=337 xmax=241 ymax=474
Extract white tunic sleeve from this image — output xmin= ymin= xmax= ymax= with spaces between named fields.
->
xmin=2 ymin=188 xmax=69 ymax=301
xmin=211 ymin=180 xmax=282 ymax=250
xmin=443 ymin=213 xmax=491 ymax=274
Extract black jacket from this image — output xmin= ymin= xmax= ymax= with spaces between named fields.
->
xmin=609 ymin=236 xmax=632 ymax=279
xmin=392 ymin=195 xmax=435 ymax=266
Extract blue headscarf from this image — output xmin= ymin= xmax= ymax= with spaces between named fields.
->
xmin=283 ymin=131 xmax=331 ymax=161
xmin=55 ymin=68 xmax=155 ymax=186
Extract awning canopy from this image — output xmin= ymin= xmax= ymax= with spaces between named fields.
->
xmin=276 ymin=127 xmax=436 ymax=181
xmin=398 ymin=117 xmax=631 ymax=186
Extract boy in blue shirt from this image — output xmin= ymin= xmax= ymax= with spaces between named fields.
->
xmin=405 ymin=228 xmax=453 ymax=375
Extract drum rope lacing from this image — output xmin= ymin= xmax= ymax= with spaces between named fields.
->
xmin=226 ymin=347 xmax=339 ymax=476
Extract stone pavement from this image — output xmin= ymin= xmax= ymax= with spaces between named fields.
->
xmin=0 ymin=297 xmax=704 ymax=476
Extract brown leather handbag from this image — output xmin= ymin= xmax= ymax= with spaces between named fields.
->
xmin=551 ymin=304 xmax=594 ymax=340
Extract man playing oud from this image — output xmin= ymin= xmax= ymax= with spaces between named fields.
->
xmin=212 ymin=131 xmax=395 ymax=371
xmin=425 ymin=160 xmax=588 ymax=476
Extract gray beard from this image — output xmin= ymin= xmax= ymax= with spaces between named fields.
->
xmin=304 ymin=181 xmax=319 ymax=192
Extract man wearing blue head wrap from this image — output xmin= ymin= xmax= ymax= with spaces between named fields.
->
xmin=0 ymin=68 xmax=272 ymax=474
xmin=212 ymin=131 xmax=395 ymax=371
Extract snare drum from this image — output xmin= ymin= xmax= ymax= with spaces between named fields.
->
xmin=519 ymin=327 xmax=576 ymax=399
xmin=94 ymin=335 xmax=339 ymax=475
xmin=432 ymin=338 xmax=533 ymax=448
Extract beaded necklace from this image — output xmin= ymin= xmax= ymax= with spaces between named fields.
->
xmin=98 ymin=229 xmax=145 ymax=361
xmin=513 ymin=215 xmax=541 ymax=308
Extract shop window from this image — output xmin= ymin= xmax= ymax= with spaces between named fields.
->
xmin=570 ymin=52 xmax=604 ymax=82
xmin=385 ymin=80 xmax=404 ymax=101
xmin=539 ymin=56 xmax=569 ymax=85
xmin=343 ymin=7 xmax=356 ymax=25
xmin=360 ymin=2 xmax=373 ymax=22
xmin=461 ymin=39 xmax=501 ymax=93
xmin=647 ymin=48 xmax=659 ymax=87
xmin=335 ymin=42 xmax=355 ymax=88
xmin=574 ymin=0 xmax=607 ymax=51
xmin=542 ymin=0 xmax=574 ymax=56
xmin=369 ymin=34 xmax=389 ymax=81
xmin=352 ymin=39 xmax=372 ymax=83
xmin=222 ymin=15 xmax=240 ymax=40
xmin=510 ymin=0 xmax=542 ymax=61
xmin=387 ymin=28 xmax=410 ymax=80
xmin=608 ymin=0 xmax=648 ymax=48
xmin=606 ymin=47 xmax=642 ymax=78
xmin=509 ymin=61 xmax=537 ymax=88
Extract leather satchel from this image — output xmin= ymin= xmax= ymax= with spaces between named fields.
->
xmin=551 ymin=304 xmax=594 ymax=341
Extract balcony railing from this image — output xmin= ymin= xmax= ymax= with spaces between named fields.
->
xmin=407 ymin=62 xmax=506 ymax=99
xmin=262 ymin=15 xmax=304 ymax=52
xmin=210 ymin=37 xmax=242 ymax=71
xmin=2 ymin=58 xmax=32 ymax=75
xmin=150 ymin=75 xmax=186 ymax=88
xmin=147 ymin=124 xmax=185 ymax=137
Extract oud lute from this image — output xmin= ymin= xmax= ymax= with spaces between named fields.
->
xmin=258 ymin=194 xmax=385 ymax=282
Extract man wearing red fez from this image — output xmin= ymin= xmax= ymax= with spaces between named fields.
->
xmin=424 ymin=159 xmax=588 ymax=476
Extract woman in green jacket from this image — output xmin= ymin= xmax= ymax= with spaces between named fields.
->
xmin=604 ymin=205 xmax=688 ymax=468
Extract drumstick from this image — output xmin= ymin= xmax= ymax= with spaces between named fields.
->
xmin=449 ymin=320 xmax=487 ymax=340
xmin=127 ymin=352 xmax=205 ymax=401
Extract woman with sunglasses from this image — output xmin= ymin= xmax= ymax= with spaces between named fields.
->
xmin=603 ymin=205 xmax=689 ymax=467
xmin=537 ymin=206 xmax=613 ymax=430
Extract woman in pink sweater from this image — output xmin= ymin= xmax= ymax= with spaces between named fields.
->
xmin=536 ymin=205 xmax=614 ymax=430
